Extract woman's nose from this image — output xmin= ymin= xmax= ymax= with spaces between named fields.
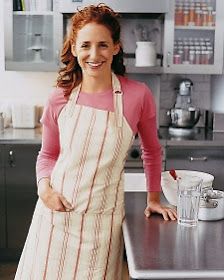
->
xmin=89 ymin=46 xmax=99 ymax=59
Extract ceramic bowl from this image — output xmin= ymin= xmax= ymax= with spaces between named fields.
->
xmin=161 ymin=170 xmax=214 ymax=206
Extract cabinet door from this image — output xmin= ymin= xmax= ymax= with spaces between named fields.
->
xmin=163 ymin=0 xmax=224 ymax=74
xmin=0 ymin=146 xmax=6 ymax=250
xmin=165 ymin=147 xmax=224 ymax=189
xmin=5 ymin=144 xmax=40 ymax=251
xmin=4 ymin=1 xmax=63 ymax=71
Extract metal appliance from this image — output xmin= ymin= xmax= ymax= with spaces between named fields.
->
xmin=167 ymin=79 xmax=201 ymax=137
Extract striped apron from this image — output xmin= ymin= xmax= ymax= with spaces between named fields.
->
xmin=15 ymin=73 xmax=134 ymax=280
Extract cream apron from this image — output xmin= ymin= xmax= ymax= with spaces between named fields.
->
xmin=15 ymin=73 xmax=134 ymax=280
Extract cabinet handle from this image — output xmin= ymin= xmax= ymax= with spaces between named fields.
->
xmin=167 ymin=51 xmax=172 ymax=67
xmin=8 ymin=150 xmax=16 ymax=167
xmin=188 ymin=156 xmax=207 ymax=162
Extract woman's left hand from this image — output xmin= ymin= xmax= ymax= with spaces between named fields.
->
xmin=144 ymin=201 xmax=177 ymax=221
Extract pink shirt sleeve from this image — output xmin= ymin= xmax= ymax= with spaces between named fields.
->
xmin=36 ymin=77 xmax=162 ymax=192
xmin=36 ymin=88 xmax=67 ymax=183
xmin=137 ymin=84 xmax=162 ymax=192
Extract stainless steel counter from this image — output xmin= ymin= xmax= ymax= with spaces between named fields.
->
xmin=0 ymin=127 xmax=42 ymax=144
xmin=123 ymin=192 xmax=224 ymax=279
xmin=0 ymin=127 xmax=224 ymax=147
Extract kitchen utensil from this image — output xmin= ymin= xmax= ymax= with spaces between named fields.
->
xmin=167 ymin=107 xmax=201 ymax=128
xmin=169 ymin=169 xmax=178 ymax=180
xmin=161 ymin=170 xmax=214 ymax=206
xmin=198 ymin=190 xmax=224 ymax=220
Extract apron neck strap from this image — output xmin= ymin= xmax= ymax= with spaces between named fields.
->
xmin=68 ymin=73 xmax=123 ymax=127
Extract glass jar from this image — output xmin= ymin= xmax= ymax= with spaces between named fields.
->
xmin=189 ymin=4 xmax=195 ymax=25
xmin=195 ymin=9 xmax=202 ymax=26
xmin=189 ymin=50 xmax=195 ymax=64
xmin=183 ymin=9 xmax=189 ymax=26
xmin=207 ymin=6 xmax=213 ymax=26
xmin=175 ymin=4 xmax=184 ymax=25
xmin=173 ymin=54 xmax=182 ymax=64
xmin=202 ymin=10 xmax=208 ymax=26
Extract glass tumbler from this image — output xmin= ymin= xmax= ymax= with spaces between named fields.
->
xmin=177 ymin=176 xmax=202 ymax=227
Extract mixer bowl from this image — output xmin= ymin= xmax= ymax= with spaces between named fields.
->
xmin=167 ymin=107 xmax=201 ymax=128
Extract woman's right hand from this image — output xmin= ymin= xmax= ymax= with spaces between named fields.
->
xmin=37 ymin=178 xmax=74 ymax=212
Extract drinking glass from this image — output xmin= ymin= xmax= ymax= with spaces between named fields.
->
xmin=177 ymin=176 xmax=202 ymax=227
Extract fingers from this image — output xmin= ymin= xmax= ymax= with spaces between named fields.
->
xmin=59 ymin=195 xmax=74 ymax=212
xmin=41 ymin=190 xmax=74 ymax=212
xmin=161 ymin=208 xmax=177 ymax=221
xmin=144 ymin=208 xmax=151 ymax=218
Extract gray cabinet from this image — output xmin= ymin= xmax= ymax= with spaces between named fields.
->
xmin=0 ymin=146 xmax=6 ymax=251
xmin=163 ymin=0 xmax=224 ymax=74
xmin=0 ymin=144 xmax=40 ymax=260
xmin=4 ymin=1 xmax=63 ymax=71
xmin=165 ymin=146 xmax=224 ymax=190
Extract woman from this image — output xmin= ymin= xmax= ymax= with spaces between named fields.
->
xmin=15 ymin=4 xmax=177 ymax=280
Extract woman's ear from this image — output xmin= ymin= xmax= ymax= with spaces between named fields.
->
xmin=113 ymin=43 xmax=120 ymax=56
xmin=71 ymin=44 xmax=77 ymax=57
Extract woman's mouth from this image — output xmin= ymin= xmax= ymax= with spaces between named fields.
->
xmin=86 ymin=61 xmax=104 ymax=68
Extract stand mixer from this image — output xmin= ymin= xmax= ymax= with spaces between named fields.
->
xmin=167 ymin=79 xmax=201 ymax=137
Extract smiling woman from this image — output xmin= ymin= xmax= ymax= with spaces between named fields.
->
xmin=57 ymin=4 xmax=125 ymax=96
xmin=70 ymin=22 xmax=120 ymax=88
xmin=14 ymin=4 xmax=175 ymax=280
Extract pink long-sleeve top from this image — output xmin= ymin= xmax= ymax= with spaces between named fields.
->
xmin=36 ymin=75 xmax=162 ymax=192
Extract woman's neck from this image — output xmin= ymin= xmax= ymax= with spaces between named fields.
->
xmin=81 ymin=73 xmax=112 ymax=94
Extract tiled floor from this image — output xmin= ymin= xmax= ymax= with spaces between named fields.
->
xmin=0 ymin=261 xmax=129 ymax=280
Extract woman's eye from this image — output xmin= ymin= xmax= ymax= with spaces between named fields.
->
xmin=99 ymin=43 xmax=108 ymax=48
xmin=81 ymin=44 xmax=89 ymax=48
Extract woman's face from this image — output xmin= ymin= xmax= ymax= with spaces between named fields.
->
xmin=72 ymin=22 xmax=120 ymax=79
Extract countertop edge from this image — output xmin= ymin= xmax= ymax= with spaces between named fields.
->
xmin=123 ymin=219 xmax=224 ymax=279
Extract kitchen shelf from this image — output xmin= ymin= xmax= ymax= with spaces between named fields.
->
xmin=175 ymin=25 xmax=215 ymax=31
xmin=124 ymin=58 xmax=163 ymax=74
xmin=6 ymin=61 xmax=58 ymax=72
xmin=13 ymin=11 xmax=54 ymax=16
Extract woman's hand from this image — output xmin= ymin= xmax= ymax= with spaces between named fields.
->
xmin=37 ymin=178 xmax=74 ymax=212
xmin=144 ymin=201 xmax=177 ymax=221
xmin=144 ymin=191 xmax=177 ymax=221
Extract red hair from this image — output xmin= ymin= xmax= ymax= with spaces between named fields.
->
xmin=56 ymin=4 xmax=125 ymax=96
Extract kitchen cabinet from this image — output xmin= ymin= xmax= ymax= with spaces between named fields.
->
xmin=4 ymin=0 xmax=63 ymax=71
xmin=165 ymin=146 xmax=224 ymax=190
xmin=0 ymin=144 xmax=40 ymax=260
xmin=163 ymin=0 xmax=224 ymax=74
xmin=0 ymin=146 xmax=6 ymax=251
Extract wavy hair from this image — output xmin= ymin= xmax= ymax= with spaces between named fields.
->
xmin=56 ymin=4 xmax=126 ymax=96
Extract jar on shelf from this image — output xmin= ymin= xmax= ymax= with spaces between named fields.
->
xmin=189 ymin=50 xmax=195 ymax=64
xmin=189 ymin=4 xmax=195 ymax=26
xmin=183 ymin=9 xmax=189 ymax=26
xmin=195 ymin=9 xmax=202 ymax=26
xmin=201 ymin=50 xmax=209 ymax=64
xmin=207 ymin=6 xmax=214 ymax=26
xmin=195 ymin=50 xmax=201 ymax=64
xmin=183 ymin=45 xmax=190 ymax=62
xmin=175 ymin=4 xmax=184 ymax=25
xmin=177 ymin=49 xmax=184 ymax=62
xmin=173 ymin=54 xmax=182 ymax=64
xmin=212 ymin=11 xmax=216 ymax=26
xmin=207 ymin=46 xmax=214 ymax=64
xmin=202 ymin=10 xmax=208 ymax=26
